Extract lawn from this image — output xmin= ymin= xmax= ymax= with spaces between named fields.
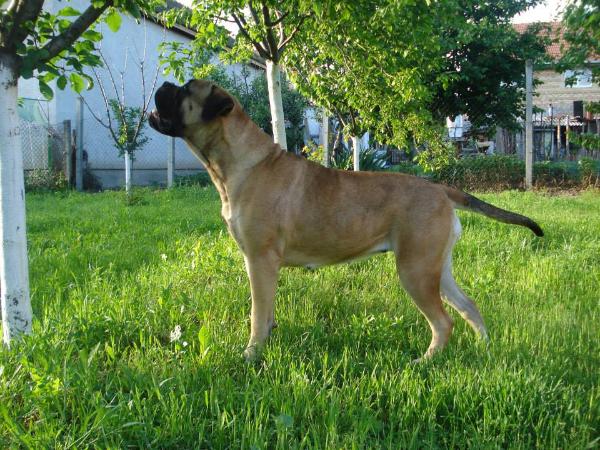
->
xmin=1 ymin=186 xmax=598 ymax=448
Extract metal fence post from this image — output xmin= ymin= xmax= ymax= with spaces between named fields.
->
xmin=62 ymin=120 xmax=72 ymax=187
xmin=167 ymin=137 xmax=175 ymax=188
xmin=75 ymin=97 xmax=84 ymax=191
xmin=525 ymin=60 xmax=533 ymax=189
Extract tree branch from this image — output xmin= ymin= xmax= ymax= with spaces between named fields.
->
xmin=278 ymin=13 xmax=311 ymax=53
xmin=248 ymin=0 xmax=270 ymax=51
xmin=261 ymin=2 xmax=279 ymax=60
xmin=231 ymin=12 xmax=269 ymax=58
xmin=7 ymin=0 xmax=44 ymax=48
xmin=267 ymin=10 xmax=289 ymax=27
xmin=248 ymin=1 xmax=262 ymax=27
xmin=36 ymin=1 xmax=112 ymax=67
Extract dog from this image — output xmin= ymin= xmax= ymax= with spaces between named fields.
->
xmin=149 ymin=79 xmax=543 ymax=362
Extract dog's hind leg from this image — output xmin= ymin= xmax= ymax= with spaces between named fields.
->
xmin=394 ymin=237 xmax=454 ymax=361
xmin=440 ymin=213 xmax=488 ymax=341
xmin=242 ymin=252 xmax=280 ymax=362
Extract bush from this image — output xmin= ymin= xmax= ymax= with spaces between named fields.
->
xmin=579 ymin=157 xmax=600 ymax=187
xmin=25 ymin=169 xmax=68 ymax=192
xmin=175 ymin=171 xmax=212 ymax=187
xmin=430 ymin=155 xmax=524 ymax=190
xmin=424 ymin=155 xmax=593 ymax=191
xmin=387 ymin=161 xmax=423 ymax=176
xmin=533 ymin=161 xmax=580 ymax=187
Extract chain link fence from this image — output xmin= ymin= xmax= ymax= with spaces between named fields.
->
xmin=80 ymin=109 xmax=204 ymax=190
xmin=20 ymin=120 xmax=67 ymax=173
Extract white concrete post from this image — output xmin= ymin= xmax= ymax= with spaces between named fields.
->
xmin=352 ymin=135 xmax=361 ymax=171
xmin=124 ymin=150 xmax=132 ymax=193
xmin=525 ymin=60 xmax=533 ymax=189
xmin=321 ymin=109 xmax=329 ymax=167
xmin=265 ymin=60 xmax=288 ymax=151
xmin=167 ymin=137 xmax=175 ymax=188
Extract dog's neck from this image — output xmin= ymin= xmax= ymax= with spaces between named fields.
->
xmin=185 ymin=107 xmax=283 ymax=204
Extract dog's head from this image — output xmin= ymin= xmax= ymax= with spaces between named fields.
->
xmin=149 ymin=79 xmax=235 ymax=138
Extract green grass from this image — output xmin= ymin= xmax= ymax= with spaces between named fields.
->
xmin=1 ymin=186 xmax=599 ymax=449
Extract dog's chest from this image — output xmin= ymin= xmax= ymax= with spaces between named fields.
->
xmin=222 ymin=202 xmax=246 ymax=250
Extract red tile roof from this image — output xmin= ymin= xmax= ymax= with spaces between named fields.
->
xmin=513 ymin=21 xmax=565 ymax=60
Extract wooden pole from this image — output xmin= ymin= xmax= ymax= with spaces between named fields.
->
xmin=525 ymin=60 xmax=533 ymax=189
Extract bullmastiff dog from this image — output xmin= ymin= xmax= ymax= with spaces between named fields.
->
xmin=149 ymin=79 xmax=543 ymax=362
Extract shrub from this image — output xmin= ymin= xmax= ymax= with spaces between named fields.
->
xmin=429 ymin=155 xmax=524 ymax=190
xmin=175 ymin=171 xmax=212 ymax=187
xmin=533 ymin=161 xmax=580 ymax=187
xmin=25 ymin=169 xmax=68 ymax=192
xmin=387 ymin=161 xmax=423 ymax=176
xmin=579 ymin=157 xmax=600 ymax=187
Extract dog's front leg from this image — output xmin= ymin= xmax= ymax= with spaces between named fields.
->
xmin=242 ymin=253 xmax=280 ymax=362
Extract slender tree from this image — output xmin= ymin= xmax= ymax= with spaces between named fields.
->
xmin=162 ymin=0 xmax=312 ymax=151
xmin=82 ymin=28 xmax=160 ymax=193
xmin=0 ymin=0 xmax=158 ymax=346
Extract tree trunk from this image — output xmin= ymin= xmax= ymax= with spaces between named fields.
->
xmin=321 ymin=109 xmax=329 ymax=167
xmin=352 ymin=135 xmax=361 ymax=171
xmin=124 ymin=150 xmax=132 ymax=193
xmin=265 ymin=60 xmax=288 ymax=151
xmin=0 ymin=54 xmax=33 ymax=346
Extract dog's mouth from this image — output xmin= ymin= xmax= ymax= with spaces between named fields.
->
xmin=149 ymin=82 xmax=185 ymax=137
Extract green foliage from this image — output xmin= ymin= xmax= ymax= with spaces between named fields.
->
xmin=559 ymin=0 xmax=600 ymax=85
xmin=174 ymin=171 xmax=213 ymax=187
xmin=286 ymin=0 xmax=545 ymax=163
xmin=108 ymin=99 xmax=149 ymax=159
xmin=413 ymin=141 xmax=458 ymax=173
xmin=424 ymin=155 xmax=598 ymax=190
xmin=386 ymin=161 xmax=424 ymax=177
xmin=533 ymin=160 xmax=581 ymax=187
xmin=24 ymin=169 xmax=68 ymax=192
xmin=326 ymin=146 xmax=387 ymax=172
xmin=569 ymin=131 xmax=600 ymax=152
xmin=430 ymin=155 xmax=525 ymax=190
xmin=0 ymin=188 xmax=598 ymax=447
xmin=579 ymin=157 xmax=600 ymax=187
xmin=1 ymin=1 xmax=163 ymax=97
xmin=431 ymin=14 xmax=548 ymax=130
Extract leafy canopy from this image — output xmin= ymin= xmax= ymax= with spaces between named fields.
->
xmin=0 ymin=0 xmax=163 ymax=99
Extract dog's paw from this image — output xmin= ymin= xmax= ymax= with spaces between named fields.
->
xmin=242 ymin=344 xmax=261 ymax=363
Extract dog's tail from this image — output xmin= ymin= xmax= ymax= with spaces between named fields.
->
xmin=444 ymin=186 xmax=544 ymax=237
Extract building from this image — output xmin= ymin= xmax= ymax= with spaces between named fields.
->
xmin=503 ymin=22 xmax=600 ymax=159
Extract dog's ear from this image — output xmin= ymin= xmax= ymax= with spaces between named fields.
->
xmin=202 ymin=85 xmax=234 ymax=121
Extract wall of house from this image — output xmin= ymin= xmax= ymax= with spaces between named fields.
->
xmin=534 ymin=68 xmax=600 ymax=115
